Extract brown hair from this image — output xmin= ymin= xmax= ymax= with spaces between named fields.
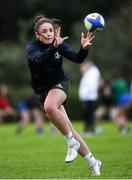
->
xmin=33 ymin=15 xmax=60 ymax=32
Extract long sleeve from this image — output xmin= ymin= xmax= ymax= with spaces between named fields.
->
xmin=59 ymin=42 xmax=89 ymax=63
xmin=26 ymin=43 xmax=57 ymax=64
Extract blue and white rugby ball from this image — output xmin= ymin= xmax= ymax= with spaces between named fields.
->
xmin=84 ymin=13 xmax=105 ymax=32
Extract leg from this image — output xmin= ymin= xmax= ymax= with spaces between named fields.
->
xmin=83 ymin=101 xmax=96 ymax=132
xmin=94 ymin=105 xmax=106 ymax=125
xmin=20 ymin=111 xmax=30 ymax=127
xmin=16 ymin=110 xmax=30 ymax=133
xmin=44 ymin=88 xmax=80 ymax=162
xmin=44 ymin=88 xmax=102 ymax=175
xmin=59 ymin=105 xmax=102 ymax=176
xmin=117 ymin=108 xmax=128 ymax=128
xmin=44 ymin=88 xmax=72 ymax=135
xmin=94 ymin=105 xmax=106 ymax=133
xmin=32 ymin=108 xmax=44 ymax=134
xmin=59 ymin=105 xmax=89 ymax=156
xmin=110 ymin=107 xmax=128 ymax=134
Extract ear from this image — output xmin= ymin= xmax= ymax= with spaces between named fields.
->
xmin=35 ymin=31 xmax=39 ymax=39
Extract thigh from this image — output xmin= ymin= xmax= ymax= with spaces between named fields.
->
xmin=35 ymin=80 xmax=70 ymax=109
xmin=20 ymin=111 xmax=30 ymax=122
xmin=45 ymin=88 xmax=67 ymax=108
xmin=110 ymin=107 xmax=119 ymax=120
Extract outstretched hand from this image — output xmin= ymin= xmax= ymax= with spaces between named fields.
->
xmin=54 ymin=27 xmax=69 ymax=48
xmin=81 ymin=32 xmax=94 ymax=49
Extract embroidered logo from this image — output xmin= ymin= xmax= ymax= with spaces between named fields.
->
xmin=55 ymin=83 xmax=63 ymax=88
xmin=55 ymin=51 xmax=61 ymax=59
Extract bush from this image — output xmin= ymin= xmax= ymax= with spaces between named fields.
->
xmin=65 ymin=85 xmax=83 ymax=120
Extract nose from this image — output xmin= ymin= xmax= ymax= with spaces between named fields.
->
xmin=47 ymin=31 xmax=52 ymax=36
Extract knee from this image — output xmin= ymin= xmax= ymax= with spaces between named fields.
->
xmin=44 ymin=103 xmax=56 ymax=115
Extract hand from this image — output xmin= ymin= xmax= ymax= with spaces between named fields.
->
xmin=54 ymin=27 xmax=69 ymax=48
xmin=81 ymin=32 xmax=94 ymax=49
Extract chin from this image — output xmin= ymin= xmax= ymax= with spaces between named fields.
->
xmin=44 ymin=39 xmax=53 ymax=44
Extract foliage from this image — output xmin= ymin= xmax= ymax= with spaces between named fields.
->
xmin=67 ymin=1 xmax=132 ymax=81
xmin=0 ymin=0 xmax=132 ymax=114
xmin=65 ymin=85 xmax=83 ymax=119
xmin=0 ymin=43 xmax=30 ymax=86
xmin=0 ymin=0 xmax=128 ymax=41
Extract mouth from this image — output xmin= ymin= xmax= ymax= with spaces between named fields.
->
xmin=42 ymin=38 xmax=53 ymax=44
xmin=45 ymin=37 xmax=53 ymax=40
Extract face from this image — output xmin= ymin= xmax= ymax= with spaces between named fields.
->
xmin=36 ymin=22 xmax=55 ymax=44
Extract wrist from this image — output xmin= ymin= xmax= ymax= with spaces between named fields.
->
xmin=82 ymin=45 xmax=89 ymax=50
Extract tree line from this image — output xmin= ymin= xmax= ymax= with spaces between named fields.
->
xmin=0 ymin=0 xmax=131 ymax=87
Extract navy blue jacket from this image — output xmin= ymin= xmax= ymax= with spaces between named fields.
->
xmin=26 ymin=40 xmax=89 ymax=93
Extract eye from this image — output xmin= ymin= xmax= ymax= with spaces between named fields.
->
xmin=41 ymin=29 xmax=47 ymax=34
xmin=49 ymin=28 xmax=54 ymax=32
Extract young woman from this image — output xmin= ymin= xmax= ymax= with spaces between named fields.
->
xmin=26 ymin=15 xmax=102 ymax=176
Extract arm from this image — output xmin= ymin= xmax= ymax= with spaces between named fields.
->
xmin=59 ymin=43 xmax=89 ymax=63
xmin=5 ymin=106 xmax=17 ymax=116
xmin=26 ymin=43 xmax=57 ymax=64
xmin=54 ymin=27 xmax=94 ymax=63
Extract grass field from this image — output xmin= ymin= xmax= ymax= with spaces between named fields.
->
xmin=0 ymin=121 xmax=132 ymax=179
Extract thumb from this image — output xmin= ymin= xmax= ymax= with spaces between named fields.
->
xmin=63 ymin=36 xmax=69 ymax=41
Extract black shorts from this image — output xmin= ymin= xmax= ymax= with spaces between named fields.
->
xmin=34 ymin=79 xmax=70 ymax=109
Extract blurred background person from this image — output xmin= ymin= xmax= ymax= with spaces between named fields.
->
xmin=16 ymin=93 xmax=45 ymax=135
xmin=113 ymin=75 xmax=132 ymax=135
xmin=0 ymin=84 xmax=16 ymax=123
xmin=78 ymin=60 xmax=101 ymax=136
xmin=94 ymin=78 xmax=115 ymax=134
xmin=111 ymin=70 xmax=130 ymax=134
xmin=111 ymin=70 xmax=128 ymax=106
xmin=115 ymin=93 xmax=132 ymax=135
xmin=95 ymin=73 xmax=132 ymax=135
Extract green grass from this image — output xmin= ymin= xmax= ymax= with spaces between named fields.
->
xmin=0 ymin=121 xmax=132 ymax=179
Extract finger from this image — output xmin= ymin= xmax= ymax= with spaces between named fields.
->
xmin=87 ymin=32 xmax=93 ymax=38
xmin=56 ymin=27 xmax=61 ymax=37
xmin=88 ymin=42 xmax=93 ymax=46
xmin=62 ymin=36 xmax=69 ymax=41
xmin=55 ymin=27 xmax=60 ymax=37
xmin=54 ymin=28 xmax=59 ymax=37
xmin=87 ymin=42 xmax=93 ymax=46
xmin=83 ymin=42 xmax=93 ymax=49
xmin=89 ymin=36 xmax=95 ymax=42
xmin=81 ymin=32 xmax=84 ymax=39
xmin=87 ymin=32 xmax=92 ymax=36
xmin=85 ymin=42 xmax=93 ymax=48
xmin=58 ymin=26 xmax=61 ymax=35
